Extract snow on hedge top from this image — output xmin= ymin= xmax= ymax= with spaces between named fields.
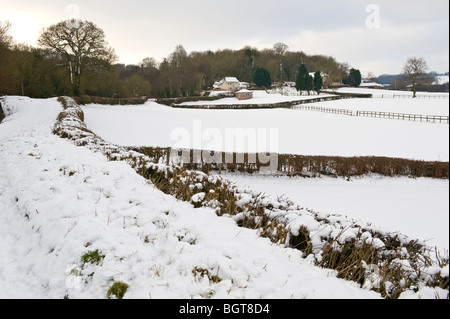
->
xmin=179 ymin=91 xmax=335 ymax=106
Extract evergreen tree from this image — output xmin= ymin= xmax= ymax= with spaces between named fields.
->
xmin=295 ymin=64 xmax=308 ymax=93
xmin=253 ymin=66 xmax=272 ymax=88
xmin=305 ymin=74 xmax=313 ymax=94
xmin=344 ymin=68 xmax=362 ymax=87
xmin=314 ymin=71 xmax=323 ymax=93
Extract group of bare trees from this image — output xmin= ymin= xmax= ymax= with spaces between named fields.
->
xmin=1 ymin=19 xmax=117 ymax=97
xmin=0 ymin=18 xmax=436 ymax=99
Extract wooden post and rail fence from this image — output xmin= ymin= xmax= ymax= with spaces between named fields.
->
xmin=355 ymin=111 xmax=449 ymax=124
xmin=292 ymin=104 xmax=449 ymax=124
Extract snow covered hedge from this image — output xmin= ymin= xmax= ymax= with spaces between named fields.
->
xmin=133 ymin=147 xmax=449 ymax=179
xmin=52 ymin=96 xmax=449 ymax=299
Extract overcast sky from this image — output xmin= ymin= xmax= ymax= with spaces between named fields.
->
xmin=0 ymin=0 xmax=448 ymax=76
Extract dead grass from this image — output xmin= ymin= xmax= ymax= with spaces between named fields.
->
xmin=132 ymin=147 xmax=449 ymax=179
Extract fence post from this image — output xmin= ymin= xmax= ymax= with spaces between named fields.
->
xmin=166 ymin=147 xmax=171 ymax=166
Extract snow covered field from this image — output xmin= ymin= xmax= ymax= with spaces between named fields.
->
xmin=0 ymin=96 xmax=385 ymax=299
xmin=219 ymin=173 xmax=449 ymax=251
xmin=82 ymin=96 xmax=449 ymax=161
xmin=1 ymin=95 xmax=448 ymax=299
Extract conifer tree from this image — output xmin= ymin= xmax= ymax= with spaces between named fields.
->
xmin=305 ymin=74 xmax=313 ymax=94
xmin=314 ymin=71 xmax=323 ymax=93
xmin=344 ymin=68 xmax=362 ymax=87
xmin=253 ymin=66 xmax=272 ymax=88
xmin=295 ymin=64 xmax=308 ymax=93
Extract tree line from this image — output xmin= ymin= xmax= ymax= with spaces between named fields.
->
xmin=1 ymin=19 xmax=356 ymax=99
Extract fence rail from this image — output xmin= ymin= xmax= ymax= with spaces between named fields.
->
xmin=292 ymin=105 xmax=353 ymax=116
xmin=356 ymin=111 xmax=449 ymax=123
xmin=291 ymin=103 xmax=449 ymax=124
xmin=391 ymin=94 xmax=449 ymax=99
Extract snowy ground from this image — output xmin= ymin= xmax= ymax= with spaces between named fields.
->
xmin=328 ymin=87 xmax=449 ymax=99
xmin=82 ymin=97 xmax=449 ymax=161
xmin=218 ymin=173 xmax=449 ymax=251
xmin=1 ymin=96 xmax=387 ymax=299
xmin=180 ymin=90 xmax=334 ymax=106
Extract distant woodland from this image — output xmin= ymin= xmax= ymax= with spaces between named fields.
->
xmin=10 ymin=19 xmax=449 ymax=99
xmin=0 ymin=19 xmax=360 ymax=99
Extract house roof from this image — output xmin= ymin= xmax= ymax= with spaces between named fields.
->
xmin=225 ymin=77 xmax=240 ymax=83
xmin=359 ymin=82 xmax=384 ymax=88
xmin=236 ymin=89 xmax=252 ymax=94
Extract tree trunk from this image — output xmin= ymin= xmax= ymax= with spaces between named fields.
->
xmin=73 ymin=69 xmax=82 ymax=96
xmin=0 ymin=101 xmax=5 ymax=123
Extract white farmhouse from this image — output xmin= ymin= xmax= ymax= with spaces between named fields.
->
xmin=213 ymin=77 xmax=242 ymax=92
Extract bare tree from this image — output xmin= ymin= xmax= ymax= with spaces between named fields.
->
xmin=38 ymin=20 xmax=116 ymax=95
xmin=273 ymin=42 xmax=289 ymax=82
xmin=140 ymin=57 xmax=158 ymax=69
xmin=169 ymin=45 xmax=187 ymax=69
xmin=273 ymin=42 xmax=289 ymax=58
xmin=0 ymin=21 xmax=13 ymax=48
xmin=402 ymin=57 xmax=429 ymax=98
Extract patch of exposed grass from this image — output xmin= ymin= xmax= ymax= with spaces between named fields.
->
xmin=106 ymin=281 xmax=129 ymax=299
xmin=81 ymin=250 xmax=105 ymax=266
xmin=192 ymin=267 xmax=222 ymax=284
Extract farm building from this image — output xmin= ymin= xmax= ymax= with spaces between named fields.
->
xmin=235 ymin=89 xmax=253 ymax=100
xmin=213 ymin=77 xmax=242 ymax=92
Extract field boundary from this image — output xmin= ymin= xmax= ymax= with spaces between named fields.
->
xmin=291 ymin=104 xmax=354 ymax=116
xmin=391 ymin=94 xmax=449 ymax=99
xmin=171 ymin=94 xmax=344 ymax=109
xmin=132 ymin=147 xmax=450 ymax=180
xmin=356 ymin=111 xmax=449 ymax=124
xmin=292 ymin=104 xmax=449 ymax=124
